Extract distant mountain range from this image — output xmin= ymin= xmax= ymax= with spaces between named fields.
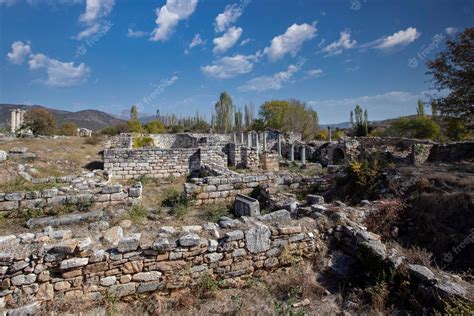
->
xmin=0 ymin=104 xmax=125 ymax=131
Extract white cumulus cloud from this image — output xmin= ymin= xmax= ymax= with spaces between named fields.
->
xmin=363 ymin=27 xmax=421 ymax=52
xmin=322 ymin=30 xmax=357 ymax=56
xmin=215 ymin=3 xmax=243 ymax=33
xmin=75 ymin=0 xmax=115 ymax=40
xmin=28 ymin=53 xmax=90 ymax=87
xmin=264 ymin=23 xmax=317 ymax=62
xmin=201 ymin=54 xmax=259 ymax=79
xmin=150 ymin=0 xmax=198 ymax=42
xmin=239 ymin=64 xmax=299 ymax=92
xmin=7 ymin=41 xmax=31 ymax=65
xmin=213 ymin=26 xmax=242 ymax=54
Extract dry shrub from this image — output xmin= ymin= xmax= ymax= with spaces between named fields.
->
xmin=170 ymin=289 xmax=197 ymax=310
xmin=365 ymin=282 xmax=390 ymax=313
xmin=364 ymin=199 xmax=407 ymax=241
xmin=268 ymin=262 xmax=325 ymax=302
xmin=399 ymin=246 xmax=433 ymax=266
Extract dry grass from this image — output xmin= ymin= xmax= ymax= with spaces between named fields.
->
xmin=0 ymin=137 xmax=103 ymax=181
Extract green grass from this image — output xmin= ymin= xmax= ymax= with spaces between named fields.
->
xmin=128 ymin=204 xmax=149 ymax=224
xmin=0 ymin=177 xmax=58 ymax=193
xmin=202 ymin=202 xmax=231 ymax=222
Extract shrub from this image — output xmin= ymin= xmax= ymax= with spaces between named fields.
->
xmin=84 ymin=133 xmax=103 ymax=145
xmin=133 ymin=136 xmax=154 ymax=148
xmin=384 ymin=116 xmax=441 ymax=140
xmin=145 ymin=120 xmax=166 ymax=134
xmin=203 ymin=202 xmax=230 ymax=222
xmin=162 ymin=184 xmax=189 ymax=218
xmin=58 ymin=122 xmax=78 ymax=136
xmin=129 ymin=205 xmax=148 ymax=224
xmin=101 ymin=123 xmax=130 ymax=136
xmin=24 ymin=108 xmax=57 ymax=136
xmin=445 ymin=117 xmax=470 ymax=141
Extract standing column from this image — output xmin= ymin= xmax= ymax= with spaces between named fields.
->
xmin=233 ymin=133 xmax=237 ymax=143
xmin=247 ymin=133 xmax=252 ymax=147
xmin=255 ymin=133 xmax=260 ymax=154
xmin=278 ymin=134 xmax=282 ymax=157
xmin=10 ymin=111 xmax=16 ymax=132
xmin=301 ymin=146 xmax=306 ymax=165
xmin=240 ymin=132 xmax=244 ymax=144
xmin=16 ymin=110 xmax=21 ymax=132
xmin=263 ymin=132 xmax=267 ymax=151
xmin=328 ymin=126 xmax=332 ymax=142
xmin=290 ymin=143 xmax=294 ymax=162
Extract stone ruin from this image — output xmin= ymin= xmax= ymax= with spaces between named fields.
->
xmin=9 ymin=109 xmax=25 ymax=133
xmin=1 ymin=131 xmax=473 ymax=313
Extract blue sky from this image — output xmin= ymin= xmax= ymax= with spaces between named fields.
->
xmin=1 ymin=0 xmax=473 ymax=124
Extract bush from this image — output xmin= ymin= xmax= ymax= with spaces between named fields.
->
xmin=144 ymin=120 xmax=166 ymax=134
xmin=162 ymin=184 xmax=189 ymax=218
xmin=128 ymin=119 xmax=145 ymax=133
xmin=133 ymin=136 xmax=154 ymax=148
xmin=128 ymin=205 xmax=148 ymax=224
xmin=84 ymin=133 xmax=103 ymax=145
xmin=101 ymin=123 xmax=130 ymax=136
xmin=384 ymin=116 xmax=441 ymax=140
xmin=58 ymin=122 xmax=78 ymax=136
xmin=445 ymin=117 xmax=470 ymax=141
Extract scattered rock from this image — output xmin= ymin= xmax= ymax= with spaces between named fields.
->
xmin=103 ymin=226 xmax=123 ymax=246
xmin=179 ymin=233 xmax=200 ymax=247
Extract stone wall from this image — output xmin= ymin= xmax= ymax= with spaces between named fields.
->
xmin=185 ymin=170 xmax=331 ymax=205
xmin=241 ymin=147 xmax=259 ymax=170
xmin=260 ymin=152 xmax=279 ymax=171
xmin=105 ymin=134 xmax=133 ymax=149
xmin=427 ymin=141 xmax=474 ymax=163
xmin=103 ymin=145 xmax=229 ymax=180
xmin=0 ymin=183 xmax=142 ymax=215
xmin=151 ymin=134 xmax=232 ymax=149
xmin=0 ymin=220 xmax=315 ymax=312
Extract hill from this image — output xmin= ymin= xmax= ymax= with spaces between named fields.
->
xmin=0 ymin=104 xmax=125 ymax=131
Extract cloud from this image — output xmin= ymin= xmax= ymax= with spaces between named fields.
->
xmin=306 ymin=69 xmax=323 ymax=78
xmin=7 ymin=41 xmax=32 ymax=65
xmin=0 ymin=0 xmax=16 ymax=6
xmin=75 ymin=0 xmax=115 ymax=40
xmin=127 ymin=28 xmax=147 ymax=38
xmin=215 ymin=3 xmax=243 ymax=33
xmin=239 ymin=64 xmax=299 ymax=92
xmin=240 ymin=38 xmax=251 ymax=46
xmin=322 ymin=30 xmax=357 ymax=56
xmin=363 ymin=27 xmax=421 ymax=52
xmin=445 ymin=27 xmax=459 ymax=36
xmin=28 ymin=53 xmax=90 ymax=87
xmin=189 ymin=33 xmax=204 ymax=48
xmin=201 ymin=54 xmax=259 ymax=79
xmin=263 ymin=23 xmax=317 ymax=62
xmin=7 ymin=41 xmax=90 ymax=87
xmin=213 ymin=26 xmax=242 ymax=54
xmin=150 ymin=0 xmax=198 ymax=42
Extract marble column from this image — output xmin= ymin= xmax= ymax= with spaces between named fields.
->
xmin=240 ymin=132 xmax=244 ymax=144
xmin=247 ymin=133 xmax=252 ymax=147
xmin=255 ymin=132 xmax=260 ymax=154
xmin=10 ymin=110 xmax=16 ymax=132
xmin=263 ymin=132 xmax=267 ymax=151
xmin=301 ymin=146 xmax=306 ymax=165
xmin=233 ymin=133 xmax=237 ymax=143
xmin=278 ymin=134 xmax=282 ymax=157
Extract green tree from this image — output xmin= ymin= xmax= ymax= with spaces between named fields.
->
xmin=128 ymin=119 xmax=145 ymax=133
xmin=145 ymin=120 xmax=166 ymax=134
xmin=244 ymin=104 xmax=254 ymax=130
xmin=24 ymin=108 xmax=57 ymax=136
xmin=353 ymin=105 xmax=368 ymax=136
xmin=445 ymin=117 xmax=470 ymax=140
xmin=417 ymin=99 xmax=425 ymax=116
xmin=431 ymin=100 xmax=439 ymax=117
xmin=59 ymin=121 xmax=78 ymax=136
xmin=384 ymin=116 xmax=441 ymax=140
xmin=234 ymin=107 xmax=243 ymax=132
xmin=130 ymin=105 xmax=139 ymax=120
xmin=426 ymin=28 xmax=473 ymax=122
xmin=214 ymin=92 xmax=234 ymax=133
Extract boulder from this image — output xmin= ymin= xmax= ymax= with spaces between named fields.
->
xmin=0 ymin=150 xmax=7 ymax=161
xmin=117 ymin=234 xmax=141 ymax=252
xmin=179 ymin=233 xmax=200 ymax=247
xmin=103 ymin=226 xmax=123 ymax=246
xmin=306 ymin=194 xmax=325 ymax=205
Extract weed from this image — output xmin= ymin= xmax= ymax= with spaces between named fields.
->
xmin=102 ymin=289 xmax=119 ymax=315
xmin=196 ymin=275 xmax=220 ymax=299
xmin=129 ymin=205 xmax=149 ymax=224
xmin=133 ymin=136 xmax=154 ymax=148
xmin=0 ymin=177 xmax=57 ymax=193
xmin=202 ymin=202 xmax=230 ymax=222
